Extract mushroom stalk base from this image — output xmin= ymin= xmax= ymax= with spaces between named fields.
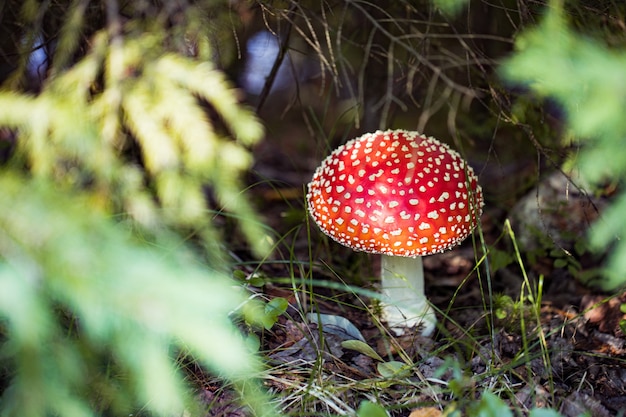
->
xmin=380 ymin=255 xmax=436 ymax=336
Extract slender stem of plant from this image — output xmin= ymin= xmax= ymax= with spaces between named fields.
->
xmin=256 ymin=3 xmax=297 ymax=112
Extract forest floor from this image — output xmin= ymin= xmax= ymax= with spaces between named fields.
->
xmin=202 ymin=110 xmax=626 ymax=416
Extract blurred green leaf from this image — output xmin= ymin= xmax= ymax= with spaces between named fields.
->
xmin=501 ymin=2 xmax=626 ymax=290
xmin=495 ymin=308 xmax=508 ymax=320
xmin=341 ymin=340 xmax=384 ymax=362
xmin=488 ymin=248 xmax=515 ymax=274
xmin=248 ymin=274 xmax=267 ymax=287
xmin=0 ymin=30 xmax=269 ymax=258
xmin=244 ymin=297 xmax=288 ymax=331
xmin=357 ymin=400 xmax=389 ymax=417
xmin=264 ymin=297 xmax=289 ymax=329
xmin=528 ymin=409 xmax=563 ymax=417
xmin=472 ymin=391 xmax=513 ymax=417
xmin=0 ymin=8 xmax=276 ymax=414
xmin=0 ymin=175 xmax=272 ymax=416
xmin=377 ymin=361 xmax=412 ymax=378
xmin=432 ymin=0 xmax=469 ymax=17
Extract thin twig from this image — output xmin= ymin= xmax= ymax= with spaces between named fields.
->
xmin=256 ymin=3 xmax=298 ymax=112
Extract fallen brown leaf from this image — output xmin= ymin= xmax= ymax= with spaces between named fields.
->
xmin=408 ymin=407 xmax=442 ymax=417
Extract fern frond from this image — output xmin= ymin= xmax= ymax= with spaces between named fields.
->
xmin=149 ymin=70 xmax=217 ymax=174
xmin=122 ymin=81 xmax=180 ymax=174
xmin=155 ymin=55 xmax=264 ymax=146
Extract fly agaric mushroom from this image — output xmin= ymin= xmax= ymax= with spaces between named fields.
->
xmin=307 ymin=130 xmax=483 ymax=336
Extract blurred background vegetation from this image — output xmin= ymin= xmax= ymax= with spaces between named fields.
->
xmin=0 ymin=0 xmax=625 ymax=415
xmin=0 ymin=0 xmax=274 ymax=415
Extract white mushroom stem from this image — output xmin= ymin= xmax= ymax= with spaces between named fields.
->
xmin=381 ymin=255 xmax=436 ymax=336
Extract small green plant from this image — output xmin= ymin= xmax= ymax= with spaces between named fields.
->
xmin=243 ymin=297 xmax=289 ymax=332
xmin=469 ymin=391 xmax=563 ymax=417
xmin=356 ymin=400 xmax=389 ymax=417
xmin=523 ymin=225 xmax=588 ymax=280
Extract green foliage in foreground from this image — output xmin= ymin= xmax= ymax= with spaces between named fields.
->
xmin=502 ymin=1 xmax=626 ymax=290
xmin=0 ymin=4 xmax=274 ymax=415
xmin=0 ymin=175 xmax=269 ymax=416
xmin=0 ymin=28 xmax=269 ymax=260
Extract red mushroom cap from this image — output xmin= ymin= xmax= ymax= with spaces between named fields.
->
xmin=307 ymin=129 xmax=483 ymax=257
